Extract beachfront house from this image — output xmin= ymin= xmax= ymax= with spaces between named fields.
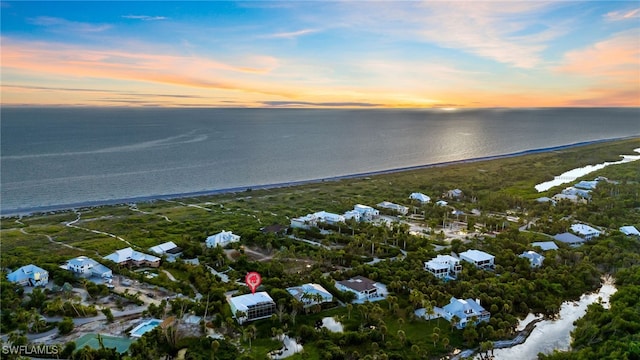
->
xmin=290 ymin=211 xmax=346 ymax=229
xmin=531 ymin=241 xmax=559 ymax=251
xmin=459 ymin=250 xmax=495 ymax=269
xmin=64 ymin=256 xmax=113 ymax=280
xmin=228 ymin=292 xmax=276 ymax=324
xmin=376 ymin=201 xmax=409 ymax=215
xmin=409 ymin=192 xmax=431 ymax=204
xmin=520 ymin=251 xmax=545 ymax=268
xmin=553 ymin=232 xmax=586 ymax=247
xmin=571 ymin=224 xmax=601 ymax=240
xmin=149 ymin=241 xmax=183 ymax=261
xmin=103 ymin=248 xmax=161 ymax=268
xmin=206 ymin=231 xmax=241 ymax=248
xmin=424 ymin=255 xmax=462 ymax=280
xmin=7 ymin=264 xmax=49 ymax=287
xmin=286 ymin=283 xmax=333 ymax=307
xmin=435 ymin=297 xmax=490 ymax=329
xmin=336 ymin=276 xmax=386 ymax=302
xmin=620 ymin=226 xmax=640 ymax=236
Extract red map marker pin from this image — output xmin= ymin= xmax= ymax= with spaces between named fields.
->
xmin=245 ymin=271 xmax=262 ymax=294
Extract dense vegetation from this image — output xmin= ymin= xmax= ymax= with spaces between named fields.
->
xmin=0 ymin=138 xmax=638 ymax=359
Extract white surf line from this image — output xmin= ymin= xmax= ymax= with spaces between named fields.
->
xmin=65 ymin=210 xmax=134 ymax=248
xmin=128 ymin=204 xmax=172 ymax=222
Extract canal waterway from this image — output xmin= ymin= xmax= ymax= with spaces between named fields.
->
xmin=490 ymin=279 xmax=617 ymax=359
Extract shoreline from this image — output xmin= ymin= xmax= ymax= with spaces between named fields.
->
xmin=2 ymin=135 xmax=638 ymax=218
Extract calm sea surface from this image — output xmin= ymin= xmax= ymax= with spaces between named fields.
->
xmin=2 ymin=108 xmax=639 ymax=214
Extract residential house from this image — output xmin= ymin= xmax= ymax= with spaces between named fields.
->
xmin=228 ymin=292 xmax=276 ymax=324
xmin=447 ymin=189 xmax=463 ymax=199
xmin=103 ymin=248 xmax=161 ymax=268
xmin=536 ymin=197 xmax=557 ymax=205
xmin=409 ymin=192 xmax=431 ymax=204
xmin=424 ymin=255 xmax=462 ymax=280
xmin=552 ymin=193 xmax=586 ymax=204
xmin=562 ymin=187 xmax=592 ymax=199
xmin=290 ymin=211 xmax=345 ymax=229
xmin=436 ymin=297 xmax=490 ymax=329
xmin=554 ymin=232 xmax=586 ymax=247
xmin=531 ymin=241 xmax=559 ymax=251
xmin=520 ymin=251 xmax=545 ymax=268
xmin=459 ymin=250 xmax=495 ymax=269
xmin=336 ymin=276 xmax=386 ymax=302
xmin=149 ymin=241 xmax=183 ymax=261
xmin=571 ymin=224 xmax=601 ymax=240
xmin=620 ymin=226 xmax=640 ymax=236
xmin=436 ymin=200 xmax=448 ymax=207
xmin=352 ymin=204 xmax=380 ymax=221
xmin=64 ymin=256 xmax=113 ymax=280
xmin=376 ymin=201 xmax=409 ymax=215
xmin=206 ymin=231 xmax=241 ymax=248
xmin=574 ymin=180 xmax=599 ymax=190
xmin=286 ymin=283 xmax=333 ymax=307
xmin=7 ymin=264 xmax=49 ymax=287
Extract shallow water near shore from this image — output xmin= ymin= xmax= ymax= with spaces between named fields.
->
xmin=2 ymin=108 xmax=639 ymax=214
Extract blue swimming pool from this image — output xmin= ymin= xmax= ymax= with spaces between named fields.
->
xmin=129 ymin=319 xmax=161 ymax=338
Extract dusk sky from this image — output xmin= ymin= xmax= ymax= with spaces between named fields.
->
xmin=1 ymin=1 xmax=639 ymax=108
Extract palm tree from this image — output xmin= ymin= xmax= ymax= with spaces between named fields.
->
xmin=442 ymin=336 xmax=450 ymax=350
xmin=211 ymin=339 xmax=220 ymax=360
xmin=451 ymin=315 xmax=460 ymax=330
xmin=397 ymin=330 xmax=406 ymax=346
xmin=244 ymin=324 xmax=257 ymax=349
xmin=346 ymin=303 xmax=353 ymax=319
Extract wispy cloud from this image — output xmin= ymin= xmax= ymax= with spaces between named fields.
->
xmin=28 ymin=16 xmax=111 ymax=32
xmin=122 ymin=15 xmax=168 ymax=21
xmin=556 ymin=29 xmax=640 ymax=106
xmin=262 ymin=29 xmax=319 ymax=39
xmin=605 ymin=8 xmax=640 ymax=21
xmin=262 ymin=101 xmax=380 ymax=107
xmin=1 ymin=39 xmax=292 ymax=99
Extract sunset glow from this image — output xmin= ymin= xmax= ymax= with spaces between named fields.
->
xmin=1 ymin=1 xmax=639 ymax=108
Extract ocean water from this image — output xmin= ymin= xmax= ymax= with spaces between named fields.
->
xmin=1 ymin=108 xmax=639 ymax=214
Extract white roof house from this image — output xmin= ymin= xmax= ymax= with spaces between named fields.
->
xmin=424 ymin=255 xmax=462 ymax=280
xmin=520 ymin=251 xmax=545 ymax=268
xmin=291 ymin=211 xmax=346 ymax=229
xmin=228 ymin=292 xmax=276 ymax=324
xmin=447 ymin=189 xmax=463 ymax=198
xmin=435 ymin=297 xmax=490 ymax=329
xmin=286 ymin=283 xmax=333 ymax=307
xmin=459 ymin=250 xmax=495 ymax=269
xmin=571 ymin=224 xmax=601 ymax=240
xmin=552 ymin=193 xmax=585 ymax=204
xmin=562 ymin=187 xmax=592 ymax=199
xmin=206 ymin=231 xmax=241 ymax=248
xmin=620 ymin=226 xmax=640 ymax=236
xmin=352 ymin=204 xmax=379 ymax=220
xmin=376 ymin=201 xmax=409 ymax=215
xmin=148 ymin=241 xmax=182 ymax=257
xmin=103 ymin=248 xmax=160 ymax=267
xmin=65 ymin=256 xmax=112 ymax=279
xmin=532 ymin=241 xmax=559 ymax=251
xmin=410 ymin=193 xmax=431 ymax=203
xmin=436 ymin=200 xmax=448 ymax=206
xmin=7 ymin=264 xmax=49 ymax=287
